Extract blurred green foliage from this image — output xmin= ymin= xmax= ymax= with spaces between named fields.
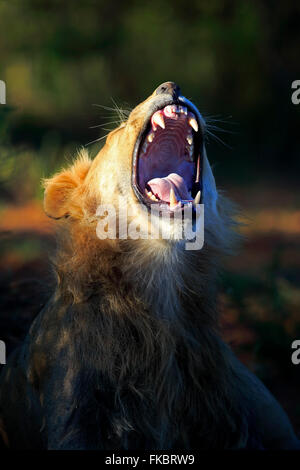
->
xmin=0 ymin=0 xmax=300 ymax=202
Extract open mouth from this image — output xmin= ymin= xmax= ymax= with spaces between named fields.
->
xmin=132 ymin=97 xmax=204 ymax=211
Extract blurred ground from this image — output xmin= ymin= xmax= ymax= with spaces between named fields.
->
xmin=222 ymin=183 xmax=300 ymax=435
xmin=0 ymin=185 xmax=299 ymax=436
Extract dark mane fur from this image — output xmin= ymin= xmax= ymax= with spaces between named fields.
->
xmin=34 ymin=202 xmax=251 ymax=450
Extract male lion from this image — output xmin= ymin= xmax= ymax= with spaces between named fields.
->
xmin=0 ymin=82 xmax=299 ymax=450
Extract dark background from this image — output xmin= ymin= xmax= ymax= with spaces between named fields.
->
xmin=0 ymin=0 xmax=299 ymax=435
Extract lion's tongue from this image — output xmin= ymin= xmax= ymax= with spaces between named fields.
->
xmin=147 ymin=173 xmax=191 ymax=202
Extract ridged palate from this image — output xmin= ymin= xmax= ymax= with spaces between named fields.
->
xmin=137 ymin=104 xmax=200 ymax=208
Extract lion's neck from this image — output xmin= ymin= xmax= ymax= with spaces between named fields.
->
xmin=54 ymin=227 xmax=220 ymax=327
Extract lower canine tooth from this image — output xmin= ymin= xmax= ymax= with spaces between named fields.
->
xmin=193 ymin=191 xmax=201 ymax=205
xmin=170 ymin=188 xmax=178 ymax=208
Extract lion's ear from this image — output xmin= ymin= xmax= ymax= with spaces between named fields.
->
xmin=43 ymin=170 xmax=78 ymax=219
xmin=43 ymin=151 xmax=91 ymax=219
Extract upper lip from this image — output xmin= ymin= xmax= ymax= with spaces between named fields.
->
xmin=132 ymin=95 xmax=205 ymax=210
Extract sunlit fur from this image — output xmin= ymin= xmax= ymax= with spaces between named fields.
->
xmin=0 ymin=87 xmax=299 ymax=450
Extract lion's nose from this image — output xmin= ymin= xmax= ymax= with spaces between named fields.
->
xmin=155 ymin=81 xmax=181 ymax=100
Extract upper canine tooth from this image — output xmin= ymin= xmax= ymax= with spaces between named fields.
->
xmin=152 ymin=111 xmax=165 ymax=129
xmin=170 ymin=188 xmax=178 ymax=208
xmin=193 ymin=191 xmax=201 ymax=205
xmin=189 ymin=116 xmax=198 ymax=132
xmin=181 ymin=106 xmax=188 ymax=115
xmin=186 ymin=135 xmax=193 ymax=145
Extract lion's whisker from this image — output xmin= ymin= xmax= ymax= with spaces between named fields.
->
xmin=205 ymin=129 xmax=232 ymax=149
xmin=206 ymin=124 xmax=237 ymax=135
xmin=90 ymin=120 xmax=125 ymax=129
xmin=85 ymin=134 xmax=110 ymax=147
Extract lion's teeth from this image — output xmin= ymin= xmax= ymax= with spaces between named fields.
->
xmin=145 ymin=189 xmax=158 ymax=201
xmin=193 ymin=191 xmax=201 ymax=205
xmin=164 ymin=105 xmax=188 ymax=117
xmin=189 ymin=117 xmax=198 ymax=132
xmin=170 ymin=188 xmax=178 ymax=208
xmin=148 ymin=131 xmax=155 ymax=143
xmin=152 ymin=111 xmax=165 ymax=130
xmin=181 ymin=106 xmax=188 ymax=115
xmin=186 ymin=135 xmax=193 ymax=145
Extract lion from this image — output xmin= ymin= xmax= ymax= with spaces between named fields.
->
xmin=0 ymin=82 xmax=299 ymax=450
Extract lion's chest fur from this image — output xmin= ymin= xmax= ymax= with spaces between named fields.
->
xmin=21 ymin=239 xmax=248 ymax=449
xmin=28 ymin=270 xmax=247 ymax=449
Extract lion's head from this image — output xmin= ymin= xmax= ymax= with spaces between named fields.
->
xmin=44 ymin=81 xmax=236 ymax=257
